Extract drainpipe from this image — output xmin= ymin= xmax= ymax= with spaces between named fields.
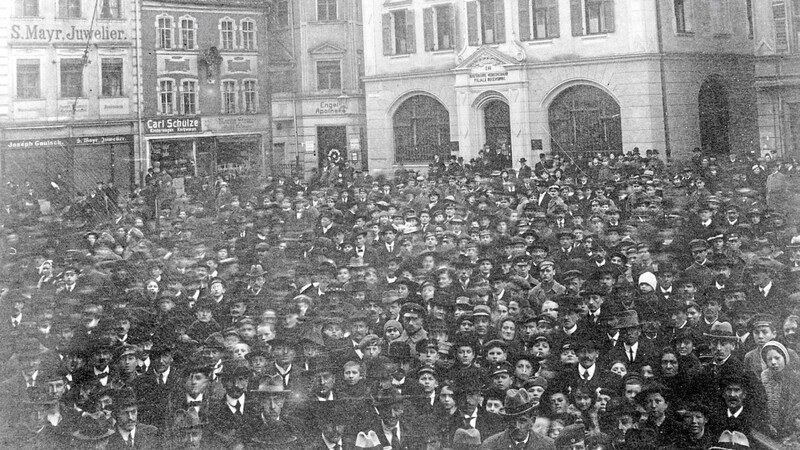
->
xmin=134 ymin=0 xmax=145 ymax=186
xmin=292 ymin=0 xmax=302 ymax=175
xmin=654 ymin=0 xmax=671 ymax=160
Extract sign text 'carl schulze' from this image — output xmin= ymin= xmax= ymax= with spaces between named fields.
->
xmin=11 ymin=24 xmax=126 ymax=42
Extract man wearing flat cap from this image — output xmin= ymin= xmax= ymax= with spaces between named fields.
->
xmin=480 ymin=389 xmax=555 ymax=449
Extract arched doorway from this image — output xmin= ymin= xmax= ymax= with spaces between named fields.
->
xmin=393 ymin=95 xmax=451 ymax=164
xmin=699 ymin=76 xmax=730 ymax=155
xmin=548 ymin=84 xmax=622 ymax=157
xmin=483 ymin=99 xmax=511 ymax=154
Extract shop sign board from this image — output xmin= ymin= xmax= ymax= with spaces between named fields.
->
xmin=204 ymin=115 xmax=267 ymax=133
xmin=145 ymin=117 xmax=202 ymax=134
xmin=1 ymin=135 xmax=132 ymax=149
xmin=10 ymin=24 xmax=128 ymax=43
xmin=469 ymin=64 xmax=508 ymax=84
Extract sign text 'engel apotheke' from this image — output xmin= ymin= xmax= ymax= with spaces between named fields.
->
xmin=11 ymin=24 xmax=127 ymax=43
xmin=145 ymin=117 xmax=202 ymax=134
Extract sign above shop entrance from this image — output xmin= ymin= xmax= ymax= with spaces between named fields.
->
xmin=145 ymin=117 xmax=202 ymax=134
xmin=1 ymin=135 xmax=132 ymax=149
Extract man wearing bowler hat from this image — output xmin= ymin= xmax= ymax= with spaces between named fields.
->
xmin=207 ymin=361 xmax=255 ymax=447
xmin=243 ymin=374 xmax=303 ymax=449
xmin=480 ymin=389 xmax=555 ymax=449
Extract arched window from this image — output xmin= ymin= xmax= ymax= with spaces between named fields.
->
xmin=393 ymin=95 xmax=451 ymax=164
xmin=548 ymin=84 xmax=621 ymax=156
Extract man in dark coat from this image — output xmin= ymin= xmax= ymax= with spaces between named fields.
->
xmin=132 ymin=344 xmax=182 ymax=429
xmin=108 ymin=388 xmax=161 ymax=449
xmin=207 ymin=362 xmax=257 ymax=448
xmin=480 ymin=389 xmax=555 ymax=449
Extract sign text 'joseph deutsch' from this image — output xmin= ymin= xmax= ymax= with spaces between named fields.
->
xmin=145 ymin=117 xmax=202 ymax=134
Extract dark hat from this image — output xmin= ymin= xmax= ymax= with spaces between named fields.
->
xmin=172 ymin=408 xmax=206 ymax=430
xmin=613 ymin=310 xmax=641 ymax=329
xmin=689 ymin=239 xmax=708 ymax=251
xmin=251 ymin=373 xmax=291 ymax=396
xmin=71 ymin=415 xmax=116 ymax=441
xmin=387 ymin=341 xmax=413 ymax=361
xmin=111 ymin=388 xmax=138 ymax=411
xmin=219 ymin=360 xmax=252 ymax=379
xmin=498 ymin=389 xmax=537 ymax=417
xmin=554 ymin=423 xmax=585 ymax=448
xmin=703 ymin=321 xmax=738 ymax=341
xmin=489 ymin=361 xmax=514 ymax=377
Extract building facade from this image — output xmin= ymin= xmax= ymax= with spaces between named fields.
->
xmin=0 ymin=0 xmax=140 ymax=194
xmin=362 ymin=0 xmax=758 ymax=174
xmin=269 ymin=0 xmax=366 ymax=177
xmin=140 ymin=0 xmax=271 ymax=187
xmin=752 ymin=0 xmax=800 ymax=161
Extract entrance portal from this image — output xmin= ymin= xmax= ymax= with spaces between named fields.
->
xmin=483 ymin=100 xmax=511 ymax=159
xmin=699 ymin=76 xmax=730 ymax=155
xmin=317 ymin=126 xmax=347 ymax=167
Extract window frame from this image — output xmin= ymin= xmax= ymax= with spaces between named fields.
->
xmin=316 ymin=60 xmax=342 ymax=91
xmin=423 ymin=4 xmax=456 ymax=51
xmin=101 ymin=57 xmax=124 ymax=97
xmin=221 ymin=79 xmax=238 ymax=114
xmin=240 ymin=18 xmax=256 ymax=50
xmin=709 ymin=0 xmax=730 ymax=36
xmin=158 ymin=78 xmax=176 ymax=115
xmin=179 ymin=15 xmax=197 ymax=50
xmin=100 ymin=0 xmax=121 ymax=19
xmin=220 ymin=18 xmax=237 ymax=50
xmin=15 ymin=0 xmax=40 ymax=17
xmin=180 ymin=79 xmax=198 ymax=115
xmin=15 ymin=59 xmax=41 ymax=100
xmin=59 ymin=0 xmax=81 ymax=18
xmin=157 ymin=15 xmax=174 ymax=50
xmin=60 ymin=58 xmax=85 ymax=99
xmin=466 ymin=0 xmax=506 ymax=46
xmin=318 ymin=0 xmax=337 ymax=22
xmin=277 ymin=0 xmax=290 ymax=28
xmin=383 ymin=9 xmax=416 ymax=55
xmin=242 ymin=79 xmax=258 ymax=113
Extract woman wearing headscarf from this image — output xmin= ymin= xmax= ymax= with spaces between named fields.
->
xmin=760 ymin=340 xmax=800 ymax=439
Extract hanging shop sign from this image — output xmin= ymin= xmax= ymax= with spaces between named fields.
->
xmin=1 ymin=135 xmax=132 ymax=149
xmin=145 ymin=117 xmax=202 ymax=134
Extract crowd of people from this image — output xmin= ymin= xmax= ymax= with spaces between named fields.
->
xmin=1 ymin=145 xmax=799 ymax=450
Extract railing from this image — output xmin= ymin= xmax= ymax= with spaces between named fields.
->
xmin=395 ymin=144 xmax=453 ymax=164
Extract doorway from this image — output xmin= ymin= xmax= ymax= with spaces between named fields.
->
xmin=699 ymin=76 xmax=730 ymax=155
xmin=483 ymin=100 xmax=511 ymax=157
xmin=317 ymin=126 xmax=347 ymax=167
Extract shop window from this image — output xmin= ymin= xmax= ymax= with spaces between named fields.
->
xmin=318 ymin=0 xmax=337 ymax=21
xmin=241 ymin=19 xmax=256 ymax=50
xmin=548 ymin=84 xmax=621 ymax=156
xmin=100 ymin=0 xmax=120 ymax=19
xmin=466 ymin=0 xmax=506 ymax=46
xmin=393 ymin=95 xmax=451 ymax=164
xmin=317 ymin=60 xmax=341 ymax=91
xmin=60 ymin=59 xmax=84 ymax=98
xmin=101 ymin=58 xmax=123 ymax=97
xmin=674 ymin=0 xmax=693 ymax=33
xmin=16 ymin=59 xmax=40 ymax=99
xmin=709 ymin=0 xmax=730 ymax=35
xmin=220 ymin=19 xmax=236 ymax=50
xmin=243 ymin=80 xmax=258 ymax=113
xmin=423 ymin=4 xmax=455 ymax=51
xmin=519 ymin=0 xmax=559 ymax=40
xmin=158 ymin=16 xmax=173 ymax=49
xmin=222 ymin=80 xmax=238 ymax=114
xmin=179 ymin=16 xmax=196 ymax=50
xmin=277 ymin=0 xmax=290 ymax=27
xmin=570 ymin=0 xmax=614 ymax=36
xmin=15 ymin=0 xmax=39 ymax=17
xmin=59 ymin=0 xmax=81 ymax=18
xmin=159 ymin=79 xmax=175 ymax=114
xmin=382 ymin=9 xmax=416 ymax=55
xmin=181 ymin=80 xmax=197 ymax=114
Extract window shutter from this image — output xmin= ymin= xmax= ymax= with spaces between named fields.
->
xmin=59 ymin=0 xmax=68 ymax=17
xmin=519 ymin=0 xmax=531 ymax=41
xmin=423 ymin=7 xmax=435 ymax=51
xmin=449 ymin=4 xmax=457 ymax=49
xmin=774 ymin=0 xmax=789 ymax=53
xmin=405 ymin=9 xmax=416 ymax=53
xmin=382 ymin=12 xmax=393 ymax=55
xmin=548 ymin=0 xmax=560 ymax=37
xmin=570 ymin=0 xmax=583 ymax=36
xmin=602 ymin=0 xmax=615 ymax=32
xmin=494 ymin=0 xmax=506 ymax=43
xmin=467 ymin=1 xmax=479 ymax=46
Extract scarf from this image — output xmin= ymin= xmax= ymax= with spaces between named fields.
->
xmin=761 ymin=368 xmax=784 ymax=426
